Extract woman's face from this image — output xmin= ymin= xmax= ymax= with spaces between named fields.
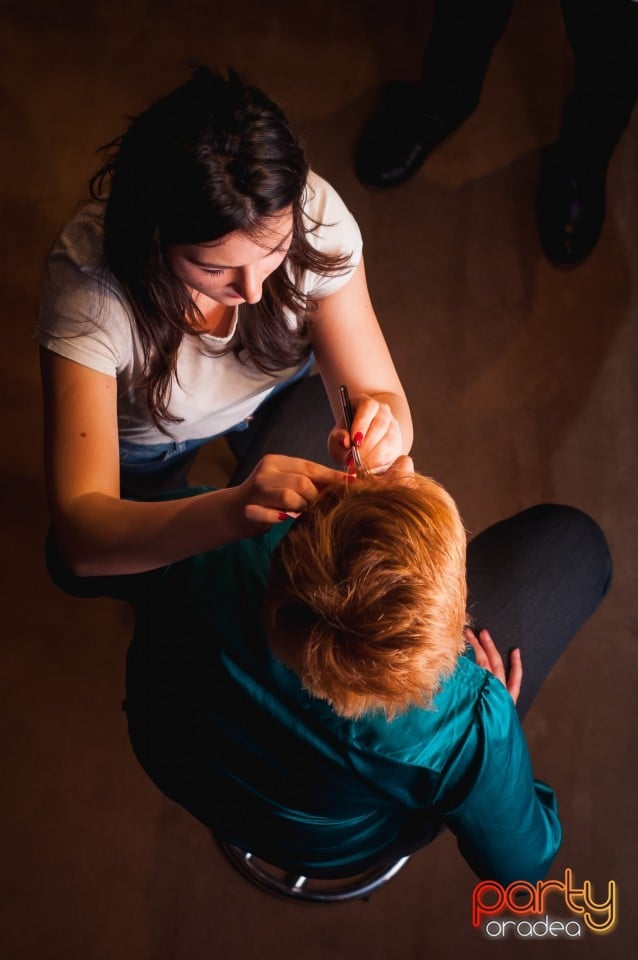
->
xmin=165 ymin=209 xmax=294 ymax=307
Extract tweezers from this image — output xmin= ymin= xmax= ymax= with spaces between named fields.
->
xmin=339 ymin=385 xmax=363 ymax=470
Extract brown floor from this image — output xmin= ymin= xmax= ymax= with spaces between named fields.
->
xmin=1 ymin=1 xmax=636 ymax=958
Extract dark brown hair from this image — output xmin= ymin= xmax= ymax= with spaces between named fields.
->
xmin=90 ymin=67 xmax=351 ymax=433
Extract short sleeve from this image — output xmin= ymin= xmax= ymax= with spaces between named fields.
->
xmin=440 ymin=675 xmax=562 ymax=884
xmin=299 ymin=171 xmax=363 ymax=300
xmin=35 ymin=207 xmax=133 ymax=377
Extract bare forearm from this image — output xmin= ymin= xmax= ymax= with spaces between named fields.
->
xmin=54 ymin=486 xmax=253 ymax=577
xmin=52 ymin=453 xmax=346 ymax=577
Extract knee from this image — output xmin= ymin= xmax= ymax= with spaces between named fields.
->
xmin=527 ymin=503 xmax=613 ymax=600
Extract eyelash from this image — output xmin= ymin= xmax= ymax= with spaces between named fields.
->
xmin=199 ymin=245 xmax=291 ymax=277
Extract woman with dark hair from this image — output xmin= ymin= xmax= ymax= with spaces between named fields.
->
xmin=37 ymin=68 xmax=412 ymax=578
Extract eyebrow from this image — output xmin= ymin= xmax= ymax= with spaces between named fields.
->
xmin=191 ymin=229 xmax=294 ymax=270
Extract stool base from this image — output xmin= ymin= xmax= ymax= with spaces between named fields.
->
xmin=219 ymin=841 xmax=410 ymax=903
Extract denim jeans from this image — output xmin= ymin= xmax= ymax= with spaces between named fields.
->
xmin=118 ymin=354 xmax=321 ymax=497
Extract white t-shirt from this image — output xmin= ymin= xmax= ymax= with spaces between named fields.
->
xmin=36 ymin=171 xmax=363 ymax=444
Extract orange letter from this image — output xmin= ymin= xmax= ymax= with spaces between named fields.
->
xmin=581 ymin=880 xmax=617 ymax=934
xmin=537 ymin=876 xmax=567 ymax=913
xmin=504 ymin=881 xmax=537 ymax=915
xmin=472 ymin=881 xmax=506 ymax=927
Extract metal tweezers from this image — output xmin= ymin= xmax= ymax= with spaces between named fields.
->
xmin=339 ymin=384 xmax=363 ymax=470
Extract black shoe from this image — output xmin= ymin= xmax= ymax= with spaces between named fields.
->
xmin=537 ymin=146 xmax=607 ymax=267
xmin=354 ymin=81 xmax=476 ymax=189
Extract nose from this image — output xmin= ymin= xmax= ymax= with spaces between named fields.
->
xmin=237 ymin=264 xmax=263 ymax=304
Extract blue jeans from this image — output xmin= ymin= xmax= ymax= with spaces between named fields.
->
xmin=119 ymin=354 xmax=322 ymax=497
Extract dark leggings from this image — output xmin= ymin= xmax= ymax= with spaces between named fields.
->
xmin=466 ymin=503 xmax=612 ymax=719
xmin=225 ymin=373 xmax=336 ymax=485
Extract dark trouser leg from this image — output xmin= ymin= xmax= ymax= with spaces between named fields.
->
xmin=466 ymin=504 xmax=612 ymax=719
xmin=226 ymin=374 xmax=336 ymax=486
xmin=354 ymin=0 xmax=514 ymax=188
xmin=538 ymin=0 xmax=638 ymax=265
xmin=559 ymin=0 xmax=638 ymax=172
xmin=420 ymin=0 xmax=514 ymax=114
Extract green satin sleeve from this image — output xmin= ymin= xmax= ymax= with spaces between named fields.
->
xmin=440 ymin=673 xmax=562 ymax=884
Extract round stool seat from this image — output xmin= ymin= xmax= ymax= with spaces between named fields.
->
xmin=219 ymin=841 xmax=410 ymax=903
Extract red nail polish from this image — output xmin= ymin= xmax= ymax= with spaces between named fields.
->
xmin=277 ymin=512 xmax=289 ymax=521
xmin=353 ymin=431 xmax=364 ymax=447
xmin=346 ymin=451 xmax=354 ymax=466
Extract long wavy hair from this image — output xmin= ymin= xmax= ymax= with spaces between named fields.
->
xmin=89 ymin=67 xmax=351 ymax=432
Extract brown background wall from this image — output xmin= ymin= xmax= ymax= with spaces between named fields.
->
xmin=1 ymin=1 xmax=636 ymax=957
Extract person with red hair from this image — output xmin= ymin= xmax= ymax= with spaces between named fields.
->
xmin=115 ymin=455 xmax=611 ymax=884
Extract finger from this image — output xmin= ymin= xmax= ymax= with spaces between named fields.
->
xmin=245 ymin=478 xmax=310 ymax=516
xmin=292 ymin=458 xmax=347 ymax=487
xmin=328 ymin=428 xmax=354 ymax=469
xmin=478 ymin=629 xmax=506 ymax=683
xmin=507 ymin=648 xmax=523 ymax=704
xmin=244 ymin=503 xmax=301 ymax=525
xmin=243 ymin=504 xmax=282 ymax=526
xmin=330 ymin=425 xmax=352 ymax=450
xmin=255 ymin=454 xmax=344 ymax=486
xmin=360 ymin=424 xmax=403 ymax=472
xmin=349 ymin=395 xmax=380 ymax=442
xmin=255 ymin=457 xmax=345 ymax=493
xmin=259 ymin=468 xmax=347 ymax=512
xmin=353 ymin=406 xmax=395 ymax=458
xmin=464 ymin=628 xmax=490 ymax=668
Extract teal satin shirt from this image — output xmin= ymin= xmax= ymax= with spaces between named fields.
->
xmin=125 ymin=519 xmax=561 ymax=883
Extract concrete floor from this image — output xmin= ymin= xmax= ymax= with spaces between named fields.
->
xmin=1 ymin=1 xmax=636 ymax=958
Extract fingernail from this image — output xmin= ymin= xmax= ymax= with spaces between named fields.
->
xmin=277 ymin=512 xmax=289 ymax=521
xmin=353 ymin=431 xmax=364 ymax=447
xmin=346 ymin=451 xmax=354 ymax=466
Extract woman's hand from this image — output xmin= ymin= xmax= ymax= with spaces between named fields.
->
xmin=237 ymin=454 xmax=345 ymax=527
xmin=328 ymin=393 xmax=404 ymax=472
xmin=464 ymin=627 xmax=523 ymax=704
xmin=309 ymin=258 xmax=413 ymax=471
